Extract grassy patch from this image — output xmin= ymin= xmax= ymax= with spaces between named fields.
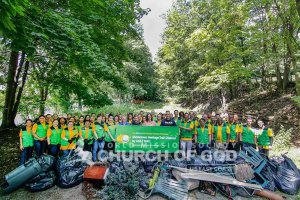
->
xmin=87 ymin=101 xmax=165 ymax=115
xmin=291 ymin=96 xmax=300 ymax=108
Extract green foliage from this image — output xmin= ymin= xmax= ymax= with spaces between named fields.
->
xmin=272 ymin=125 xmax=292 ymax=152
xmin=0 ymin=0 xmax=159 ymax=118
xmin=157 ymin=0 xmax=300 ymax=103
xmin=292 ymin=96 xmax=300 ymax=108
xmin=98 ymin=162 xmax=144 ymax=200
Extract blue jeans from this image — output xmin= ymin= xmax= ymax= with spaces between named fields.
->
xmin=197 ymin=143 xmax=209 ymax=155
xmin=48 ymin=144 xmax=60 ymax=157
xmin=20 ymin=146 xmax=33 ymax=165
xmin=62 ymin=150 xmax=70 ymax=156
xmin=34 ymin=140 xmax=47 ymax=156
xmin=93 ymin=140 xmax=105 ymax=161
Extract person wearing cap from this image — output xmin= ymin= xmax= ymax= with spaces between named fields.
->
xmin=194 ymin=118 xmax=211 ymax=155
xmin=257 ymin=119 xmax=273 ymax=156
xmin=241 ymin=118 xmax=257 ymax=151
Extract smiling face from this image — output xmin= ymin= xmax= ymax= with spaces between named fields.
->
xmin=68 ymin=121 xmax=73 ymax=128
xmin=26 ymin=120 xmax=32 ymax=127
xmin=52 ymin=120 xmax=59 ymax=127
xmin=39 ymin=116 xmax=45 ymax=123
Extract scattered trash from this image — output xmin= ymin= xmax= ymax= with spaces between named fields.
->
xmin=25 ymin=171 xmax=56 ymax=192
xmin=269 ymin=154 xmax=300 ymax=195
xmin=1 ymin=154 xmax=55 ymax=193
xmin=83 ymin=164 xmax=109 ymax=186
xmin=56 ymin=152 xmax=89 ymax=188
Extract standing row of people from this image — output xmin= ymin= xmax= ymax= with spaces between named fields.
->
xmin=19 ymin=110 xmax=273 ymax=164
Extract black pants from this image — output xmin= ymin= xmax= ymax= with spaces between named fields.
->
xmin=83 ymin=143 xmax=93 ymax=152
xmin=228 ymin=142 xmax=241 ymax=152
xmin=104 ymin=141 xmax=115 ymax=153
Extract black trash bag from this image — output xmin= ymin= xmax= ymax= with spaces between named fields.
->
xmin=56 ymin=154 xmax=88 ymax=188
xmin=269 ymin=155 xmax=300 ymax=195
xmin=36 ymin=154 xmax=56 ymax=172
xmin=25 ymin=171 xmax=56 ymax=192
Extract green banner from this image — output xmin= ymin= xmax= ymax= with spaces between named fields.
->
xmin=115 ymin=126 xmax=179 ymax=152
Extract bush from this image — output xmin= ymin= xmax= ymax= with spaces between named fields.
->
xmin=272 ymin=125 xmax=292 ymax=152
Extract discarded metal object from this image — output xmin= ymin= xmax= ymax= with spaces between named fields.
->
xmin=170 ymin=166 xmax=262 ymax=190
xmin=152 ymin=178 xmax=189 ymax=200
xmin=172 ymin=169 xmax=199 ymax=190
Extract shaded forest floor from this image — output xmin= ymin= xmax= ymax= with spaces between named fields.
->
xmin=228 ymin=91 xmax=300 ymax=146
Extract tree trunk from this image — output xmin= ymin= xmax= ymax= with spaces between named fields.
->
xmin=11 ymin=61 xmax=30 ymax=120
xmin=39 ymin=86 xmax=49 ymax=115
xmin=1 ymin=51 xmax=19 ymax=129
xmin=272 ymin=44 xmax=283 ymax=92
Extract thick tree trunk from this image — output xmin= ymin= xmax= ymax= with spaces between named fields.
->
xmin=1 ymin=51 xmax=19 ymax=129
xmin=11 ymin=61 xmax=30 ymax=119
xmin=39 ymin=86 xmax=49 ymax=115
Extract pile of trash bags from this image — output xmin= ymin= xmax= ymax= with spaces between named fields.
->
xmin=2 ymin=147 xmax=300 ymax=199
xmin=1 ymin=151 xmax=89 ymax=193
xmin=268 ymin=155 xmax=300 ymax=195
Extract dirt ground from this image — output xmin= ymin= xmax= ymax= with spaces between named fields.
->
xmin=0 ymin=183 xmax=297 ymax=200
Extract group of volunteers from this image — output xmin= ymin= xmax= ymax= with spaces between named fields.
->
xmin=19 ymin=110 xmax=273 ymax=165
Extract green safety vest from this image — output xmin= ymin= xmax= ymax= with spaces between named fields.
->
xmin=242 ymin=126 xmax=255 ymax=144
xmin=76 ymin=122 xmax=84 ymax=132
xmin=213 ymin=125 xmax=227 ymax=143
xmin=173 ymin=117 xmax=180 ymax=125
xmin=228 ymin=123 xmax=237 ymax=141
xmin=34 ymin=122 xmax=49 ymax=140
xmin=105 ymin=123 xmax=116 ymax=142
xmin=180 ymin=121 xmax=193 ymax=139
xmin=197 ymin=126 xmax=210 ymax=144
xmin=21 ymin=127 xmax=34 ymax=147
xmin=61 ymin=128 xmax=77 ymax=147
xmin=94 ymin=122 xmax=105 ymax=138
xmin=49 ymin=127 xmax=62 ymax=145
xmin=257 ymin=128 xmax=271 ymax=146
xmin=81 ymin=127 xmax=94 ymax=144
